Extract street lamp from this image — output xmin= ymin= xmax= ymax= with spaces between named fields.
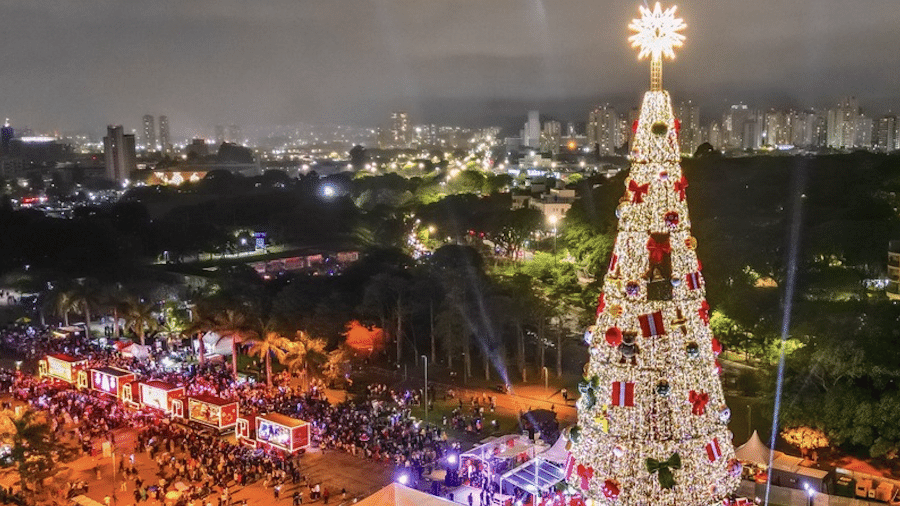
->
xmin=548 ymin=215 xmax=558 ymax=255
xmin=804 ymin=483 xmax=815 ymax=506
xmin=542 ymin=366 xmax=549 ymax=391
xmin=421 ymin=354 xmax=428 ymax=423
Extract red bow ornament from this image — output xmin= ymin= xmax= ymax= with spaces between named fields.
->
xmin=689 ymin=390 xmax=709 ymax=415
xmin=628 ymin=180 xmax=649 ymax=204
xmin=602 ymin=480 xmax=620 ymax=500
xmin=576 ymin=464 xmax=594 ymax=491
xmin=596 ymin=293 xmax=605 ymax=317
xmin=673 ymin=175 xmax=689 ymax=201
xmin=698 ymin=300 xmax=710 ymax=325
xmin=646 ymin=236 xmax=671 ymax=265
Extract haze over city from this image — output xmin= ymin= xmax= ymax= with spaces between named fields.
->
xmin=2 ymin=0 xmax=899 ymax=135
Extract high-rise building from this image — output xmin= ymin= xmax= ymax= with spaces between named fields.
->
xmin=675 ymin=100 xmax=700 ymax=154
xmin=827 ymin=96 xmax=859 ymax=148
xmin=587 ymin=105 xmax=619 ymax=155
xmin=142 ymin=114 xmax=156 ymax=151
xmin=521 ymin=110 xmax=540 ymax=149
xmin=763 ymin=109 xmax=791 ymax=147
xmin=540 ymin=120 xmax=562 ymax=154
xmin=706 ymin=121 xmax=722 ymax=149
xmin=723 ymin=104 xmax=751 ymax=149
xmin=103 ymin=125 xmax=137 ymax=183
xmin=390 ymin=112 xmax=410 ymax=148
xmin=856 ymin=115 xmax=873 ymax=148
xmin=158 ymin=115 xmax=170 ymax=155
xmin=876 ymin=115 xmax=898 ymax=152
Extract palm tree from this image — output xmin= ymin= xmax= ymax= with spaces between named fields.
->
xmin=188 ymin=297 xmax=257 ymax=379
xmin=245 ymin=330 xmax=294 ymax=388
xmin=68 ymin=278 xmax=101 ymax=339
xmin=0 ymin=408 xmax=55 ymax=497
xmin=46 ymin=287 xmax=76 ymax=327
xmin=122 ymin=297 xmax=159 ymax=346
xmin=100 ymin=283 xmax=128 ymax=340
xmin=283 ymin=331 xmax=327 ymax=387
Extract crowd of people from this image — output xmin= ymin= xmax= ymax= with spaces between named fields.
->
xmin=0 ymin=323 xmax=477 ymax=505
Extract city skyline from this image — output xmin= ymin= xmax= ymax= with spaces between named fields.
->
xmin=0 ymin=0 xmax=897 ymax=135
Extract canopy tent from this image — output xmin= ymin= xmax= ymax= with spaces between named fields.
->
xmin=356 ymin=483 xmax=458 ymax=506
xmin=463 ymin=434 xmax=536 ymax=462
xmin=735 ymin=430 xmax=780 ymax=465
xmin=193 ymin=332 xmax=233 ymax=357
xmin=500 ymin=458 xmax=565 ymax=494
xmin=538 ymin=433 xmax=569 ymax=464
xmin=121 ymin=343 xmax=151 ymax=359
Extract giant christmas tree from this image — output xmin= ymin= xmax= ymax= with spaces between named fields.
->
xmin=564 ymin=4 xmax=741 ymax=506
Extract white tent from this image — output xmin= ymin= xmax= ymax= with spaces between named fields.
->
xmin=735 ymin=430 xmax=781 ymax=465
xmin=121 ymin=343 xmax=151 ymax=360
xmin=193 ymin=332 xmax=233 ymax=357
xmin=356 ymin=483 xmax=458 ymax=506
xmin=538 ymin=433 xmax=569 ymax=464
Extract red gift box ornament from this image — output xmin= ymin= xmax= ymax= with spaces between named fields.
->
xmin=628 ymin=180 xmax=650 ymax=204
xmin=611 ymin=381 xmax=635 ymax=407
xmin=674 ymin=118 xmax=681 ymax=133
xmin=689 ymin=390 xmax=709 ymax=415
xmin=576 ymin=464 xmax=594 ymax=491
xmin=674 ymin=175 xmax=689 ymax=201
xmin=706 ymin=437 xmax=723 ymax=462
xmin=639 ymin=311 xmax=666 ymax=338
xmin=646 ymin=236 xmax=671 ymax=265
xmin=602 ymin=479 xmax=620 ymax=500
xmin=698 ymin=300 xmax=711 ymax=325
xmin=685 ymin=271 xmax=703 ymax=290
xmin=605 ymin=327 xmax=623 ymax=347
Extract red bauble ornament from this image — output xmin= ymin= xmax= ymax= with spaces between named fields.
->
xmin=605 ymin=327 xmax=623 ymax=347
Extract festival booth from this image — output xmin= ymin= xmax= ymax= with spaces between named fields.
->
xmin=186 ymin=394 xmax=238 ymax=432
xmin=135 ymin=380 xmax=185 ymax=414
xmin=236 ymin=415 xmax=257 ymax=448
xmin=39 ymin=353 xmax=87 ymax=385
xmin=255 ymin=412 xmax=310 ymax=454
xmin=734 ymin=430 xmax=780 ymax=483
xmin=90 ymin=367 xmax=136 ymax=399
xmin=499 ymin=458 xmax=565 ymax=497
xmin=460 ymin=435 xmax=538 ymax=489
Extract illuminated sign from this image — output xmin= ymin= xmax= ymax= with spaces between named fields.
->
xmin=47 ymin=357 xmax=75 ymax=383
xmin=189 ymin=398 xmax=221 ymax=425
xmin=141 ymin=383 xmax=168 ymax=411
xmin=257 ymin=420 xmax=291 ymax=449
xmin=92 ymin=371 xmax=117 ymax=394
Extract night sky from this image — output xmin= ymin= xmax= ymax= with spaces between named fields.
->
xmin=2 ymin=0 xmax=898 ymax=136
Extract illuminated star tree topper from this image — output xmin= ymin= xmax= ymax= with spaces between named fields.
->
xmin=628 ymin=2 xmax=686 ymax=91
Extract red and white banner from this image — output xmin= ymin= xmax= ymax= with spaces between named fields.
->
xmin=638 ymin=311 xmax=665 ymax=338
xmin=685 ymin=271 xmax=703 ymax=290
xmin=706 ymin=437 xmax=722 ymax=462
xmin=611 ymin=381 xmax=635 ymax=407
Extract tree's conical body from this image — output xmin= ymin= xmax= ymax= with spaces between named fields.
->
xmin=565 ymin=90 xmax=739 ymax=506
